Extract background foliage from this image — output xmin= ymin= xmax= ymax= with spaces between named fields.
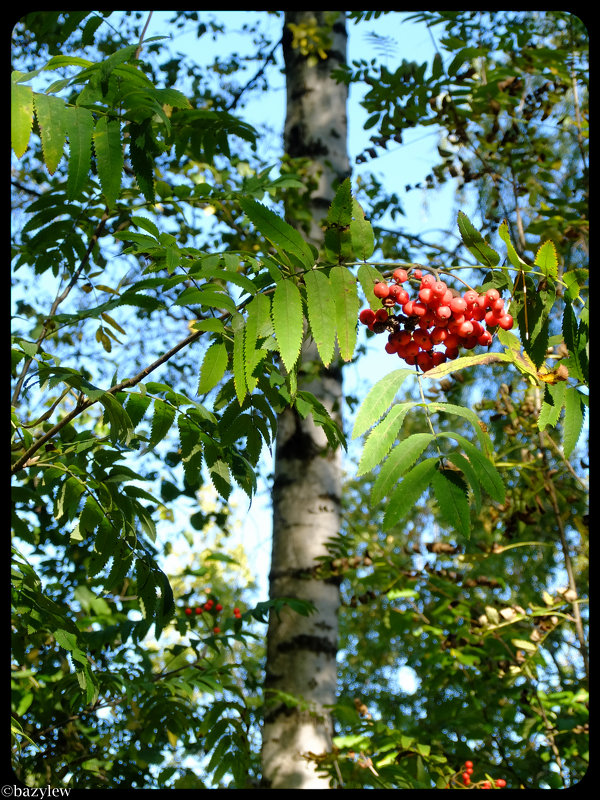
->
xmin=11 ymin=10 xmax=587 ymax=789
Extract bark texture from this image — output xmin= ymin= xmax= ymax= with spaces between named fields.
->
xmin=260 ymin=11 xmax=349 ymax=790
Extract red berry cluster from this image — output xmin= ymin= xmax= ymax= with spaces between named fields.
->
xmin=359 ymin=268 xmax=513 ymax=372
xmin=183 ymin=598 xmax=243 ymax=635
xmin=452 ymin=759 xmax=507 ymax=789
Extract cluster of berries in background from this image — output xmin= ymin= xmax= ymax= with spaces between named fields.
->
xmin=359 ymin=268 xmax=513 ymax=372
xmin=183 ymin=596 xmax=242 ymax=635
xmin=449 ymin=759 xmax=507 ymax=789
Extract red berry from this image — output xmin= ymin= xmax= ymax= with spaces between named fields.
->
xmin=485 ymin=310 xmax=502 ymax=327
xmin=445 ymin=346 xmax=459 ymax=360
xmin=491 ymin=297 xmax=505 ymax=313
xmin=392 ymin=268 xmax=408 ymax=283
xmin=431 ymin=326 xmax=448 ymax=344
xmin=404 ymin=340 xmax=419 ymax=357
xmin=464 ymin=761 xmax=474 ymax=770
xmin=432 ymin=281 xmax=447 ymax=298
xmin=359 ymin=308 xmax=376 ymax=326
xmin=482 ymin=781 xmax=491 ymax=789
xmin=215 ymin=603 xmax=223 ymax=612
xmin=420 ymin=273 xmax=435 ymax=287
xmin=450 ymin=296 xmax=467 ymax=314
xmin=457 ymin=320 xmax=474 ymax=338
xmin=463 ymin=290 xmax=478 ymax=306
xmin=374 ymin=308 xmax=388 ymax=322
xmin=185 ymin=607 xmax=192 ymax=616
xmin=477 ymin=330 xmax=493 ymax=346
xmin=495 ymin=779 xmax=506 ymax=788
xmin=498 ymin=313 xmax=513 ymax=330
xmin=413 ymin=269 xmax=422 ymax=279
xmin=435 ymin=305 xmax=452 ymax=320
xmin=195 ymin=607 xmax=203 ymax=615
xmin=413 ymin=331 xmax=433 ymax=350
xmin=233 ymin=607 xmax=241 ymax=616
xmin=213 ymin=626 xmax=221 ymax=634
xmin=373 ymin=281 xmax=390 ymax=299
xmin=418 ymin=286 xmax=434 ymax=305
xmin=462 ymin=773 xmax=471 ymax=786
xmin=431 ymin=351 xmax=446 ymax=366
xmin=416 ymin=351 xmax=434 ymax=372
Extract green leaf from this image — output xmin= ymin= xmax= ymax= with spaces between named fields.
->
xmin=371 ymin=426 xmax=431 ymax=505
xmin=351 ymin=368 xmax=414 ymax=440
xmin=99 ymin=392 xmax=134 ymax=445
xmin=93 ymin=116 xmax=123 ymax=208
xmin=427 ymin=401 xmax=493 ymax=457
xmin=383 ymin=457 xmax=439 ymax=530
xmin=11 ymin=79 xmax=34 ymax=158
xmin=272 ymin=279 xmax=303 ymax=372
xmin=436 ymin=430 xmax=505 ymax=503
xmin=423 ymin=350 xmax=513 ymax=380
xmin=304 ymin=269 xmax=336 ymax=366
xmin=197 ymin=341 xmax=229 ymax=395
xmin=357 ymin=262 xmax=385 ymax=309
xmin=330 ymin=266 xmax=360 ymax=362
xmin=33 ymin=93 xmax=68 ymax=174
xmin=497 ymin=220 xmax=531 ymax=271
xmin=562 ymin=387 xmax=585 ymax=458
xmin=149 ymin=399 xmax=176 ymax=448
xmin=536 ymin=382 xmax=565 ymax=432
xmin=238 ymin=197 xmax=314 ymax=270
xmin=444 ymin=450 xmax=482 ymax=512
xmin=324 ymin=178 xmax=353 ymax=261
xmin=65 ymin=105 xmax=94 ymax=199
xmin=358 ymin=403 xmax=417 ymax=476
xmin=244 ymin=292 xmax=272 ymax=392
xmin=457 ymin=210 xmax=500 ymax=266
xmin=431 ymin=466 xmax=470 ymax=539
xmin=535 ymin=240 xmax=559 ymax=280
xmin=350 ymin=198 xmax=375 ymax=261
xmin=232 ymin=323 xmax=247 ymax=405
xmin=125 ymin=392 xmax=153 ymax=429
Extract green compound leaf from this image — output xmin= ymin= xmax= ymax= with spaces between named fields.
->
xmin=330 ymin=265 xmax=360 ymax=362
xmin=371 ymin=426 xmax=431 ymax=505
xmin=358 ymin=403 xmax=419 ymax=477
xmin=33 ymin=93 xmax=68 ymax=174
xmin=431 ymin=465 xmax=471 ymax=540
xmin=304 ymin=269 xmax=336 ymax=366
xmin=93 ymin=116 xmax=123 ymax=208
xmin=198 ymin=341 xmax=229 ymax=396
xmin=457 ymin=210 xmax=500 ymax=267
xmin=383 ymin=457 xmax=439 ymax=531
xmin=11 ymin=79 xmax=34 ymax=158
xmin=352 ymin=368 xmax=414 ymax=440
xmin=65 ymin=105 xmax=94 ymax=199
xmin=272 ymin=279 xmax=303 ymax=373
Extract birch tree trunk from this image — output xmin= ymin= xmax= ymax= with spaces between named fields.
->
xmin=260 ymin=11 xmax=350 ymax=790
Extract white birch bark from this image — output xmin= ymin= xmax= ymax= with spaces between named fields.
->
xmin=260 ymin=11 xmax=349 ymax=789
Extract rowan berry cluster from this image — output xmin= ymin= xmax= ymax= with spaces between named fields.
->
xmin=359 ymin=268 xmax=513 ymax=372
xmin=183 ymin=598 xmax=242 ymax=634
xmin=452 ymin=759 xmax=507 ymax=789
